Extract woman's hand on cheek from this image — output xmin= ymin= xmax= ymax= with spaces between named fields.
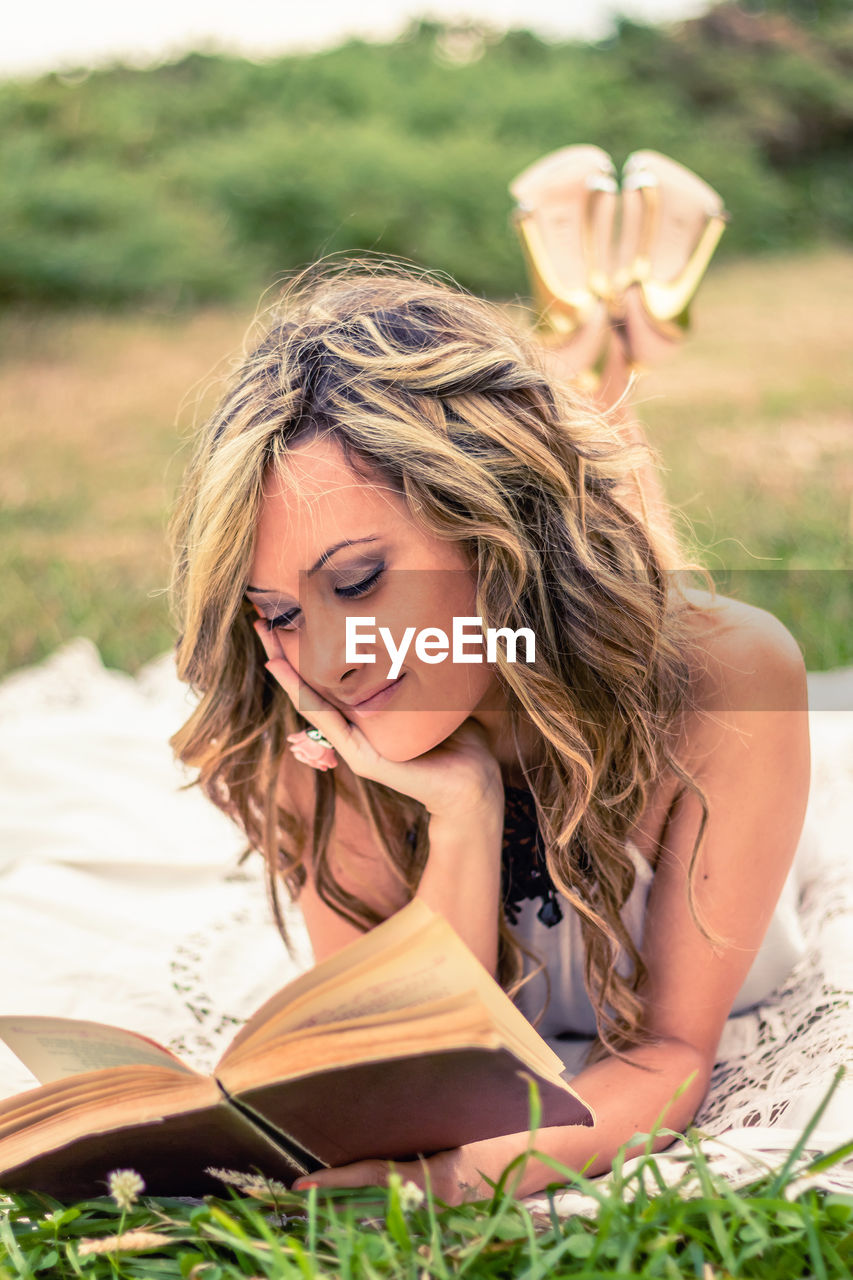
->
xmin=253 ymin=616 xmax=384 ymax=767
xmin=251 ymin=617 xmax=503 ymax=821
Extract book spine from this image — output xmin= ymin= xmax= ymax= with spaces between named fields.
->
xmin=217 ymin=1082 xmax=326 ymax=1176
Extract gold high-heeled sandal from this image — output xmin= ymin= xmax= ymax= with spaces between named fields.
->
xmin=509 ymin=145 xmax=618 ymax=382
xmin=613 ymin=150 xmax=730 ymax=368
xmin=510 ymin=146 xmax=729 ymax=384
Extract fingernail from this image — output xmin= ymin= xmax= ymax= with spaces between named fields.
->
xmin=294 ymin=1180 xmax=319 ymax=1191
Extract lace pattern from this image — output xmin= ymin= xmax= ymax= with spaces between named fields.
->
xmin=693 ymin=855 xmax=853 ymax=1135
xmin=501 ymin=784 xmax=565 ymax=927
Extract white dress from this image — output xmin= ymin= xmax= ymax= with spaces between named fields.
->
xmin=506 ymin=806 xmax=819 ymax=1074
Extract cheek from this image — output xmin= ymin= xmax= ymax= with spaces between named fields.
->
xmin=394 ymin=589 xmax=496 ymax=715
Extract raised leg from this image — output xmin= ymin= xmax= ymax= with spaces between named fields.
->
xmin=541 ymin=332 xmax=688 ymax=573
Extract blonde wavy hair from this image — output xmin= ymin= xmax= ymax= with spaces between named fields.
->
xmin=169 ymin=256 xmax=722 ymax=1070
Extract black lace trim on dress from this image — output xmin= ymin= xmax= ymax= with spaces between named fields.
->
xmin=405 ymin=784 xmax=590 ymax=929
xmin=501 ymin=783 xmax=565 ymax=927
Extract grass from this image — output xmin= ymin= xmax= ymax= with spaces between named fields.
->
xmin=630 ymin=246 xmax=853 ymax=673
xmin=0 ymin=246 xmax=851 ymax=679
xmin=2 ymin=1072 xmax=851 ymax=1278
xmin=0 ymin=305 xmax=246 ymax=675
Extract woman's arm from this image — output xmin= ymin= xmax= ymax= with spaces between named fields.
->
xmin=295 ymin=778 xmax=506 ymax=978
xmin=417 ymin=798 xmax=505 ymax=979
xmin=257 ymin=620 xmax=509 ymax=971
xmin=279 ymin=730 xmax=506 ymax=977
xmin=513 ymin=597 xmax=811 ymax=1188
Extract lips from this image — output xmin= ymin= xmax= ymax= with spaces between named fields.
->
xmin=348 ymin=673 xmax=406 ymax=711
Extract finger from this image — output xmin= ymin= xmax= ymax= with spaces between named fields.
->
xmin=252 ymin=627 xmax=404 ymax=790
xmin=252 ymin=623 xmax=326 ymax=728
xmin=264 ymin=652 xmax=370 ymax=772
xmin=250 ymin=621 xmax=311 ymax=702
xmin=251 ymin=622 xmax=316 ymax=710
xmin=293 ymin=1159 xmax=400 ymax=1192
xmin=252 ymin=617 xmax=284 ymax=664
xmin=267 ymin=652 xmax=346 ymax=730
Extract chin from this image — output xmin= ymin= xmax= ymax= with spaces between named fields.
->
xmin=357 ymin=712 xmax=466 ymax=763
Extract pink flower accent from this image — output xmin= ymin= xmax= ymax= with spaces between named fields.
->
xmin=286 ymin=730 xmax=338 ymax=771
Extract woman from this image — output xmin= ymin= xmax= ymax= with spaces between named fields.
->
xmin=168 ymin=257 xmax=810 ymax=1204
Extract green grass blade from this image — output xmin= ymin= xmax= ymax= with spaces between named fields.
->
xmin=766 ymin=1065 xmax=847 ymax=1198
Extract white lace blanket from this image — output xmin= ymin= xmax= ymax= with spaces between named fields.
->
xmin=1 ymin=639 xmax=851 ymax=1211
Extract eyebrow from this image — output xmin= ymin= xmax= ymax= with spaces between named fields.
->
xmin=245 ymin=536 xmax=381 ymax=594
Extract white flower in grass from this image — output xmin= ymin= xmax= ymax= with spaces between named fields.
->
xmin=397 ymin=1178 xmax=426 ymax=1212
xmin=107 ymin=1168 xmax=145 ymax=1210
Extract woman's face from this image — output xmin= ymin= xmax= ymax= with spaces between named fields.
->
xmin=248 ymin=433 xmax=507 ymax=762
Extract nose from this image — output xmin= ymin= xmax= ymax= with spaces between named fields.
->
xmin=290 ymin=608 xmax=364 ymax=701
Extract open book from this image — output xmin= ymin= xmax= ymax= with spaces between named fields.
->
xmin=0 ymin=899 xmax=594 ymax=1199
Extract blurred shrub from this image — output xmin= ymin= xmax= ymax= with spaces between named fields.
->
xmin=0 ymin=148 xmax=258 ymax=304
xmin=0 ymin=0 xmax=850 ymax=308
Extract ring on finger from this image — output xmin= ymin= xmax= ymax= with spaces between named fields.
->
xmin=305 ymin=726 xmax=334 ymax=748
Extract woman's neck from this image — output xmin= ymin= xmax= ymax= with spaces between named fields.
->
xmin=468 ymin=680 xmax=545 ymax=790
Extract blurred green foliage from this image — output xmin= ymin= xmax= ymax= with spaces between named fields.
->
xmin=0 ymin=0 xmax=851 ymax=307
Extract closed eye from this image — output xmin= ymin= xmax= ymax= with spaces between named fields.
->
xmin=267 ymin=565 xmax=385 ymax=631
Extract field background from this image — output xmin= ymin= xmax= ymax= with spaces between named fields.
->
xmin=1 ymin=0 xmax=850 ymax=678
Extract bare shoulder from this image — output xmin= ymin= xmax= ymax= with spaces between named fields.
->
xmin=680 ymin=586 xmax=804 ymax=664
xmin=638 ymin=590 xmax=811 ymax=1063
xmin=630 ymin=592 xmax=806 ymax=867
xmin=676 ymin=586 xmax=808 ymax=766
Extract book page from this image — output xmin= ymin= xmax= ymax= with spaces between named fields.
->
xmin=224 ymin=898 xmax=437 ymax=1057
xmin=264 ymin=929 xmax=465 ymax=1031
xmin=0 ymin=1017 xmax=196 ymax=1085
xmin=225 ymin=919 xmax=480 ymax=1066
xmin=222 ymin=904 xmax=567 ymax=1081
